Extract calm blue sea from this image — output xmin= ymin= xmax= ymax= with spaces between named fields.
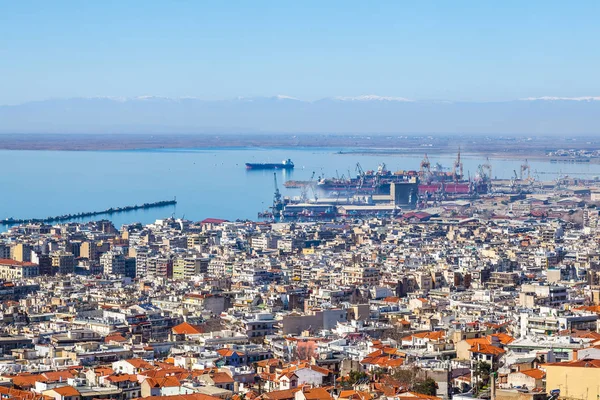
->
xmin=1 ymin=147 xmax=599 ymax=229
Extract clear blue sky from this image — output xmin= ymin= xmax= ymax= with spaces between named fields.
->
xmin=1 ymin=0 xmax=599 ymax=105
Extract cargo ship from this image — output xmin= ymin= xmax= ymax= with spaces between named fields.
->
xmin=245 ymin=159 xmax=294 ymax=170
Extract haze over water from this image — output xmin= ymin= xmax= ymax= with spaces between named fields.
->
xmin=1 ymin=147 xmax=599 ymax=229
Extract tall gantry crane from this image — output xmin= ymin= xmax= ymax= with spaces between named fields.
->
xmin=420 ymin=154 xmax=432 ymax=182
xmin=520 ymin=159 xmax=531 ymax=181
xmin=272 ymin=172 xmax=284 ymax=217
xmin=452 ymin=147 xmax=464 ymax=182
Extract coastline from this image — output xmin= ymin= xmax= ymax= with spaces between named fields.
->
xmin=1 ymin=133 xmax=599 ymax=158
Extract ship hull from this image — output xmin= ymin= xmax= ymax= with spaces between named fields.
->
xmin=245 ymin=163 xmax=294 ymax=170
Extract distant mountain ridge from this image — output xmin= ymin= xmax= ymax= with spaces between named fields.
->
xmin=1 ymin=95 xmax=599 ymax=134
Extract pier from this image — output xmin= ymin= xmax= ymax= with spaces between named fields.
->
xmin=0 ymin=199 xmax=177 ymax=226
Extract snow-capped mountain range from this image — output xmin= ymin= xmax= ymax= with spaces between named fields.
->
xmin=0 ymin=95 xmax=598 ymax=134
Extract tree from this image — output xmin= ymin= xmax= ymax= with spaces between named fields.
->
xmin=413 ymin=378 xmax=437 ymax=396
xmin=295 ymin=340 xmax=317 ymax=361
xmin=392 ymin=366 xmax=437 ymax=395
xmin=392 ymin=366 xmax=420 ymax=386
xmin=474 ymin=361 xmax=492 ymax=395
xmin=342 ymin=371 xmax=369 ymax=386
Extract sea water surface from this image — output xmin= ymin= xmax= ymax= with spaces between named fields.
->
xmin=1 ymin=147 xmax=599 ymax=229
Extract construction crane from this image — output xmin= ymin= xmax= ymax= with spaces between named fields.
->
xmin=482 ymin=157 xmax=492 ymax=180
xmin=420 ymin=154 xmax=431 ymax=181
xmin=355 ymin=162 xmax=365 ymax=178
xmin=272 ymin=172 xmax=283 ymax=218
xmin=356 ymin=163 xmax=365 ymax=189
xmin=309 ymin=171 xmax=318 ymax=202
xmin=300 ymin=171 xmax=315 ymax=203
xmin=373 ymin=163 xmax=387 ymax=187
xmin=452 ymin=147 xmax=463 ymax=182
xmin=510 ymin=169 xmax=519 ymax=191
xmin=520 ymin=159 xmax=531 ymax=181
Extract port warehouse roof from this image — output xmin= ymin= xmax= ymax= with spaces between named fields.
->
xmin=337 ymin=205 xmax=398 ymax=211
xmin=419 ymin=184 xmax=470 ymax=194
xmin=337 ymin=205 xmax=399 ymax=215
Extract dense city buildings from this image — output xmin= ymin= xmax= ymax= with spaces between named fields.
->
xmin=1 ymin=184 xmax=600 ymax=400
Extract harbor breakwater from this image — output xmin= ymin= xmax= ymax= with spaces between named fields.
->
xmin=1 ymin=199 xmax=177 ymax=226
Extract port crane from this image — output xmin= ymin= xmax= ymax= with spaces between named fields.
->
xmin=480 ymin=157 xmax=493 ymax=193
xmin=373 ymin=162 xmax=387 ymax=187
xmin=300 ymin=171 xmax=316 ymax=203
xmin=272 ymin=172 xmax=284 ymax=219
xmin=510 ymin=170 xmax=519 ymax=191
xmin=356 ymin=162 xmax=366 ymax=190
xmin=520 ymin=159 xmax=531 ymax=180
xmin=420 ymin=154 xmax=432 ymax=182
xmin=482 ymin=157 xmax=492 ymax=180
xmin=308 ymin=171 xmax=319 ymax=202
xmin=452 ymin=147 xmax=463 ymax=182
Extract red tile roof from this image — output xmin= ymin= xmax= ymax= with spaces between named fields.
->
xmin=106 ymin=374 xmax=139 ymax=383
xmin=124 ymin=358 xmax=154 ymax=370
xmin=142 ymin=395 xmax=221 ymax=400
xmin=545 ymin=359 xmax=600 ymax=368
xmin=172 ymin=322 xmax=205 ymax=335
xmin=0 ymin=259 xmax=37 ymax=267
xmin=519 ymin=369 xmax=545 ymax=379
xmin=49 ymin=386 xmax=80 ymax=397
xmin=469 ymin=343 xmax=506 ymax=356
xmin=301 ymin=387 xmax=333 ymax=400
xmin=143 ymin=376 xmax=181 ymax=388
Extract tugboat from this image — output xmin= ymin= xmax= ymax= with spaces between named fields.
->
xmin=245 ymin=159 xmax=294 ymax=170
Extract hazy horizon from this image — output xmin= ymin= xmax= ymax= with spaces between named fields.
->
xmin=1 ymin=95 xmax=599 ymax=135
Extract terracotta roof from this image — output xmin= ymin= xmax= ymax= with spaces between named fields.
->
xmin=144 ymin=368 xmax=189 ymax=379
xmin=545 ymin=359 xmax=600 ymax=368
xmin=339 ymin=390 xmax=373 ymax=400
xmin=519 ymin=369 xmax=545 ymax=379
xmin=142 ymin=395 xmax=221 ymax=400
xmin=361 ymin=355 xmax=404 ymax=368
xmin=465 ymin=333 xmax=514 ymax=347
xmin=309 ymin=365 xmax=331 ymax=375
xmin=301 ymin=387 xmax=333 ymax=400
xmin=105 ymin=333 xmax=127 ymax=343
xmin=124 ymin=358 xmax=154 ymax=370
xmin=396 ymin=391 xmax=442 ymax=400
xmin=95 ymin=367 xmax=114 ymax=377
xmin=172 ymin=321 xmax=206 ymax=335
xmin=216 ymin=348 xmax=244 ymax=357
xmin=143 ymin=376 xmax=181 ymax=388
xmin=575 ymin=305 xmax=600 ymax=314
xmin=469 ymin=343 xmax=506 ymax=356
xmin=256 ymin=359 xmax=281 ymax=367
xmin=49 ymin=386 xmax=80 ymax=397
xmin=403 ymin=331 xmax=445 ymax=342
xmin=262 ymin=388 xmax=301 ymax=400
xmin=0 ymin=259 xmax=37 ymax=267
xmin=491 ymin=333 xmax=515 ymax=345
xmin=41 ymin=371 xmax=75 ymax=383
xmin=11 ymin=374 xmax=40 ymax=389
xmin=106 ymin=374 xmax=139 ymax=383
xmin=0 ymin=386 xmax=51 ymax=400
xmin=210 ymin=372 xmax=234 ymax=384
